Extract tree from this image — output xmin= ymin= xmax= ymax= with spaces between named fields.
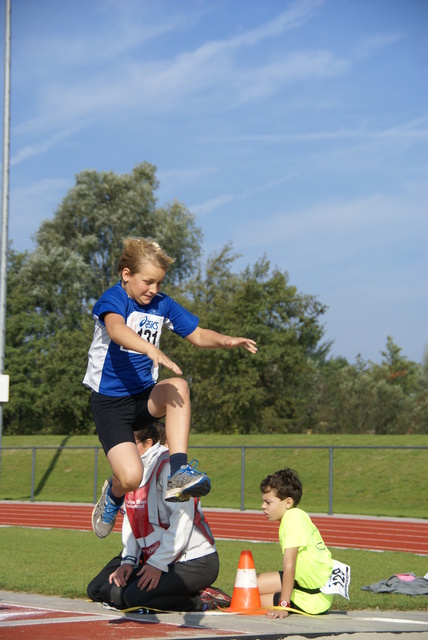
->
xmin=311 ymin=338 xmax=427 ymax=435
xmin=411 ymin=343 xmax=428 ymax=434
xmin=21 ymin=162 xmax=202 ymax=331
xmin=6 ymin=162 xmax=424 ymax=436
xmin=3 ymin=248 xmax=46 ymax=433
xmin=369 ymin=336 xmax=424 ymax=434
xmin=160 ymin=246 xmax=329 ymax=433
xmin=4 ymin=163 xmax=202 ymax=434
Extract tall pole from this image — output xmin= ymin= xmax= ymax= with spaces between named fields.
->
xmin=0 ymin=0 xmax=12 ymax=478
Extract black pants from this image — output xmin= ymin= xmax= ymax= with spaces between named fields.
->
xmin=114 ymin=551 xmax=219 ymax=612
xmin=87 ymin=553 xmax=122 ymax=605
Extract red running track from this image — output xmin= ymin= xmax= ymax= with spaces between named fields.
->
xmin=0 ymin=502 xmax=427 ymax=555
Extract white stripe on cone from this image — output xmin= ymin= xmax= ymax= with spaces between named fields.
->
xmin=234 ymin=568 xmax=258 ymax=589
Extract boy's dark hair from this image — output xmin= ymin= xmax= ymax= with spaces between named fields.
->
xmin=134 ymin=421 xmax=166 ymax=446
xmin=260 ymin=468 xmax=303 ymax=506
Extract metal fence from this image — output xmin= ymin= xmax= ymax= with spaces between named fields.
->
xmin=1 ymin=444 xmax=427 ymax=514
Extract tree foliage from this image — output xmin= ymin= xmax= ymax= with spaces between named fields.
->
xmin=4 ymin=163 xmax=201 ymax=433
xmin=21 ymin=162 xmax=202 ymax=332
xmin=161 ymin=246 xmax=329 ymax=433
xmin=309 ymin=338 xmax=427 ymax=435
xmin=3 ymin=163 xmax=427 ymax=435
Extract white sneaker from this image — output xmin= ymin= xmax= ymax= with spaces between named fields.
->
xmin=92 ymin=478 xmax=122 ymax=538
xmin=165 ymin=460 xmax=211 ymax=502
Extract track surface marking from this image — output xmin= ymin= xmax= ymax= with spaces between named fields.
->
xmin=1 ymin=502 xmax=427 ymax=554
xmin=0 ymin=603 xmax=238 ymax=639
xmin=1 ymin=505 xmax=428 ymax=639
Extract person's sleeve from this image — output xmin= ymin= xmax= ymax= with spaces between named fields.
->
xmin=164 ymin=297 xmax=199 ymax=338
xmin=146 ymin=467 xmax=195 ymax=572
xmin=121 ymin=509 xmax=141 ymax=567
xmin=93 ymin=285 xmax=127 ymax=324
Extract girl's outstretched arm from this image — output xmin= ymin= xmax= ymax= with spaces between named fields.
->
xmin=185 ymin=326 xmax=257 ymax=353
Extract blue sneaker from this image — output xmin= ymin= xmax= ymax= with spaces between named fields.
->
xmin=92 ymin=478 xmax=122 ymax=538
xmin=165 ymin=460 xmax=211 ymax=502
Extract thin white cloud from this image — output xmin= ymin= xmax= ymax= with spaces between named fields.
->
xmin=16 ymin=11 xmax=185 ymax=75
xmin=379 ymin=116 xmax=428 ymax=139
xmin=236 ymin=184 xmax=428 ymax=264
xmin=14 ymin=0 xmax=331 ymax=137
xmin=228 ymin=50 xmax=350 ymax=106
xmin=157 ymin=166 xmax=219 ymax=196
xmin=11 ymin=122 xmax=87 ymax=165
xmin=201 ymin=116 xmax=428 ymax=144
xmin=181 ymin=0 xmax=327 ymax=55
xmin=352 ymin=32 xmax=404 ymax=61
xmin=192 ymin=194 xmax=236 ymax=216
xmin=191 ymin=172 xmax=297 ymax=216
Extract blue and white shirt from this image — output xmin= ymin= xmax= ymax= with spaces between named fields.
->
xmin=83 ymin=282 xmax=199 ymax=396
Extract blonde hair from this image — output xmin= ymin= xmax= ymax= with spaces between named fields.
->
xmin=117 ymin=237 xmax=175 ymax=276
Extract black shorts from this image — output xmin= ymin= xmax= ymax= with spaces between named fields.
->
xmin=90 ymin=386 xmax=162 ymax=455
xmin=275 ymin=572 xmax=328 ymax=614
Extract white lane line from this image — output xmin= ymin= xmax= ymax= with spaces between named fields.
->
xmin=0 ymin=614 xmax=115 ymax=628
xmin=358 ymin=616 xmax=427 ymax=626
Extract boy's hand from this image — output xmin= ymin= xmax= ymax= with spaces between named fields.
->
xmin=224 ymin=337 xmax=258 ymax=353
xmin=266 ymin=609 xmax=289 ymax=619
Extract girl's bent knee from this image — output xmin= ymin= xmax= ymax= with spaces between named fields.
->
xmin=115 ymin=469 xmax=143 ymax=493
xmin=167 ymin=377 xmax=189 ymax=395
xmin=175 ymin=378 xmax=190 ymax=398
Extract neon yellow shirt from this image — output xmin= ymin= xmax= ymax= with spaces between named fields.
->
xmin=279 ymin=507 xmax=333 ymax=614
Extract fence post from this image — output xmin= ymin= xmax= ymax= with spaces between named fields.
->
xmin=240 ymin=446 xmax=246 ymax=511
xmin=31 ymin=447 xmax=36 ymax=502
xmin=328 ymin=446 xmax=333 ymax=515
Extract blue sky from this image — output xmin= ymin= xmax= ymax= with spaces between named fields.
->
xmin=1 ymin=0 xmax=427 ymax=364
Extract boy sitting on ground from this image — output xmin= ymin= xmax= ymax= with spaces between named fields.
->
xmin=257 ymin=467 xmax=334 ymax=618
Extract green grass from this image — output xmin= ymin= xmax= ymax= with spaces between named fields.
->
xmin=0 ymin=527 xmax=427 ymax=612
xmin=1 ymin=434 xmax=428 ymax=517
xmin=1 ymin=434 xmax=427 ymax=611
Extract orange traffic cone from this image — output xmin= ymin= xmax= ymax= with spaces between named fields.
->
xmin=224 ymin=550 xmax=267 ymax=615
